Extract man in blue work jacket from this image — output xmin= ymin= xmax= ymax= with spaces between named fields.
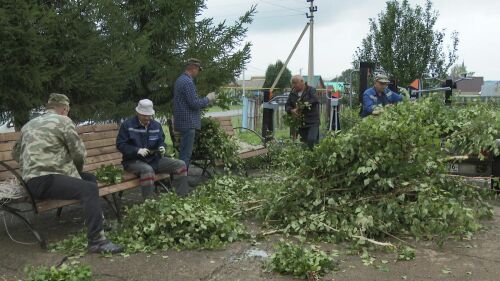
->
xmin=173 ymin=58 xmax=216 ymax=168
xmin=116 ymin=99 xmax=191 ymax=198
xmin=361 ymin=74 xmax=403 ymax=117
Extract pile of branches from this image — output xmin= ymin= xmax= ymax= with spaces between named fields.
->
xmin=259 ymin=98 xmax=498 ymax=245
xmin=192 ymin=117 xmax=241 ymax=170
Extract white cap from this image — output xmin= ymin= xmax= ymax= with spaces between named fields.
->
xmin=135 ymin=99 xmax=155 ymax=115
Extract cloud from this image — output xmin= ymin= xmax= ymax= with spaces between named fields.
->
xmin=202 ymin=0 xmax=500 ymax=80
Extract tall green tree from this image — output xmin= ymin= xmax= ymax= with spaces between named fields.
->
xmin=1 ymin=0 xmax=254 ymax=127
xmin=122 ymin=1 xmax=255 ymax=115
xmin=39 ymin=0 xmax=141 ymax=123
xmin=450 ymin=61 xmax=474 ymax=81
xmin=0 ymin=0 xmax=48 ymax=128
xmin=263 ymin=60 xmax=292 ymax=94
xmin=354 ymin=0 xmax=459 ymax=86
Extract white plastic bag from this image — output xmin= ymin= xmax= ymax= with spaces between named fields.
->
xmin=0 ymin=178 xmax=26 ymax=200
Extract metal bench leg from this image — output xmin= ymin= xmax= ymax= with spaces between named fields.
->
xmin=111 ymin=193 xmax=123 ymax=222
xmin=156 ymin=179 xmax=171 ymax=193
xmin=102 ymin=195 xmax=122 ymax=222
xmin=1 ymin=205 xmax=46 ymax=249
xmin=56 ymin=207 xmax=63 ymax=218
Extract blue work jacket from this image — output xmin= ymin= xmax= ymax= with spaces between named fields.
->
xmin=361 ymin=87 xmax=403 ymax=117
xmin=116 ymin=116 xmax=167 ymax=170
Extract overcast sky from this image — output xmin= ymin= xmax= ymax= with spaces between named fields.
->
xmin=201 ymin=0 xmax=500 ymax=81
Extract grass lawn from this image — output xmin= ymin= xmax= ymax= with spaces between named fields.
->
xmin=206 ymin=104 xmax=242 ymax=113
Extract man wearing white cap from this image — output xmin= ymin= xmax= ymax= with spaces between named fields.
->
xmin=116 ymin=99 xmax=191 ymax=198
xmin=361 ymin=74 xmax=404 ymax=117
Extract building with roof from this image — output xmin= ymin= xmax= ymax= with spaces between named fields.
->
xmin=302 ymin=75 xmax=325 ymax=89
xmin=480 ymin=81 xmax=500 ymax=97
xmin=456 ymin=76 xmax=483 ymax=95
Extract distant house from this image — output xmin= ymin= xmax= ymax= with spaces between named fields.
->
xmin=480 ymin=81 xmax=500 ymax=97
xmin=456 ymin=76 xmax=483 ymax=95
xmin=234 ymin=76 xmax=266 ymax=89
xmin=302 ymin=75 xmax=325 ymax=89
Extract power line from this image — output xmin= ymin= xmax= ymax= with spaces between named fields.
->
xmin=259 ymin=0 xmax=305 ymax=14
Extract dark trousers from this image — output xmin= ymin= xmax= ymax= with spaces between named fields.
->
xmin=26 ymin=172 xmax=103 ymax=241
xmin=299 ymin=125 xmax=320 ymax=149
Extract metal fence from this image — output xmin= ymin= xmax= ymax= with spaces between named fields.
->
xmin=218 ymin=88 xmax=343 ymax=134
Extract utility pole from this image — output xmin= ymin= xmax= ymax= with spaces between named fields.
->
xmin=306 ymin=0 xmax=317 ymax=86
xmin=270 ymin=23 xmax=310 ymax=92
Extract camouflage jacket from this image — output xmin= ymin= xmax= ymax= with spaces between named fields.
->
xmin=12 ymin=110 xmax=86 ymax=181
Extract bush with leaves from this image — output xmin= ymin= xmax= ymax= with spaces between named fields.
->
xmin=283 ymin=101 xmax=311 ymax=130
xmin=259 ymin=98 xmax=496 ymax=246
xmin=192 ymin=117 xmax=241 ymax=170
xmin=25 ymin=263 xmax=93 ymax=281
xmin=94 ymin=165 xmax=123 ymax=185
xmin=267 ymin=241 xmax=338 ymax=279
xmin=339 ymin=105 xmax=362 ymax=131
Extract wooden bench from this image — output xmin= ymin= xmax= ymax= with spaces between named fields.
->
xmin=214 ymin=116 xmax=269 ymax=160
xmin=0 ymin=124 xmax=169 ymax=248
xmin=166 ymin=116 xmax=268 ymax=176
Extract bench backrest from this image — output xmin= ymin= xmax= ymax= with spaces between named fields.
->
xmin=215 ymin=116 xmax=235 ymax=137
xmin=0 ymin=124 xmax=121 ymax=181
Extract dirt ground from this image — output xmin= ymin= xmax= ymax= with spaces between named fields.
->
xmin=1 ymin=173 xmax=500 ymax=281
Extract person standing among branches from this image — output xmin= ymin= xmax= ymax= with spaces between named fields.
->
xmin=361 ymin=74 xmax=403 ymax=117
xmin=285 ymin=75 xmax=320 ymax=149
xmin=173 ymin=58 xmax=216 ymax=169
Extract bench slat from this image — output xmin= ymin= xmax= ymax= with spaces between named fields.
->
xmin=77 ymin=124 xmax=119 ymax=134
xmin=0 ymin=142 xmax=15 ymax=153
xmin=239 ymin=147 xmax=268 ymax=159
xmin=85 ymin=152 xmax=122 ymax=165
xmin=83 ymin=158 xmax=123 ymax=172
xmin=0 ymin=132 xmax=20 ymax=142
xmin=81 ymin=131 xmax=118 ymax=142
xmin=36 ymin=174 xmax=169 ymax=213
xmin=84 ymin=138 xmax=116 ymax=150
xmin=86 ymin=146 xmax=119 ymax=157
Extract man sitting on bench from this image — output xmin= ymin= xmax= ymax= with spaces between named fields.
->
xmin=12 ymin=93 xmax=123 ymax=254
xmin=116 ymin=99 xmax=192 ymax=198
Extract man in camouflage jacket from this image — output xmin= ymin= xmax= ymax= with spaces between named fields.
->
xmin=12 ymin=93 xmax=122 ymax=254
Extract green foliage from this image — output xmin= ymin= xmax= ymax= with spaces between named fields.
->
xmin=112 ymin=193 xmax=246 ymax=253
xmin=397 ymin=246 xmax=416 ymax=261
xmin=25 ymin=263 xmax=93 ymax=281
xmin=283 ymin=101 xmax=311 ymax=129
xmin=339 ymin=105 xmax=362 ymax=131
xmin=95 ymin=165 xmax=123 ymax=185
xmin=50 ymin=232 xmax=87 ymax=257
xmin=263 ymin=60 xmax=292 ymax=94
xmin=52 ymin=176 xmax=254 ymax=255
xmin=267 ymin=241 xmax=338 ymax=279
xmin=0 ymin=0 xmax=47 ymax=128
xmin=354 ymin=0 xmax=458 ymax=86
xmin=193 ymin=117 xmax=242 ymax=170
xmin=450 ymin=61 xmax=473 ymax=81
xmin=1 ymin=0 xmax=254 ymax=127
xmin=260 ymin=98 xmax=495 ymax=246
xmin=212 ymin=89 xmax=240 ymax=111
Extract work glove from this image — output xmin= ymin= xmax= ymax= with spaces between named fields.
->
xmin=158 ymin=146 xmax=166 ymax=157
xmin=137 ymin=148 xmax=150 ymax=157
xmin=206 ymin=92 xmax=216 ymax=102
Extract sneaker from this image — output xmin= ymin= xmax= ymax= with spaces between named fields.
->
xmin=88 ymin=239 xmax=123 ymax=254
